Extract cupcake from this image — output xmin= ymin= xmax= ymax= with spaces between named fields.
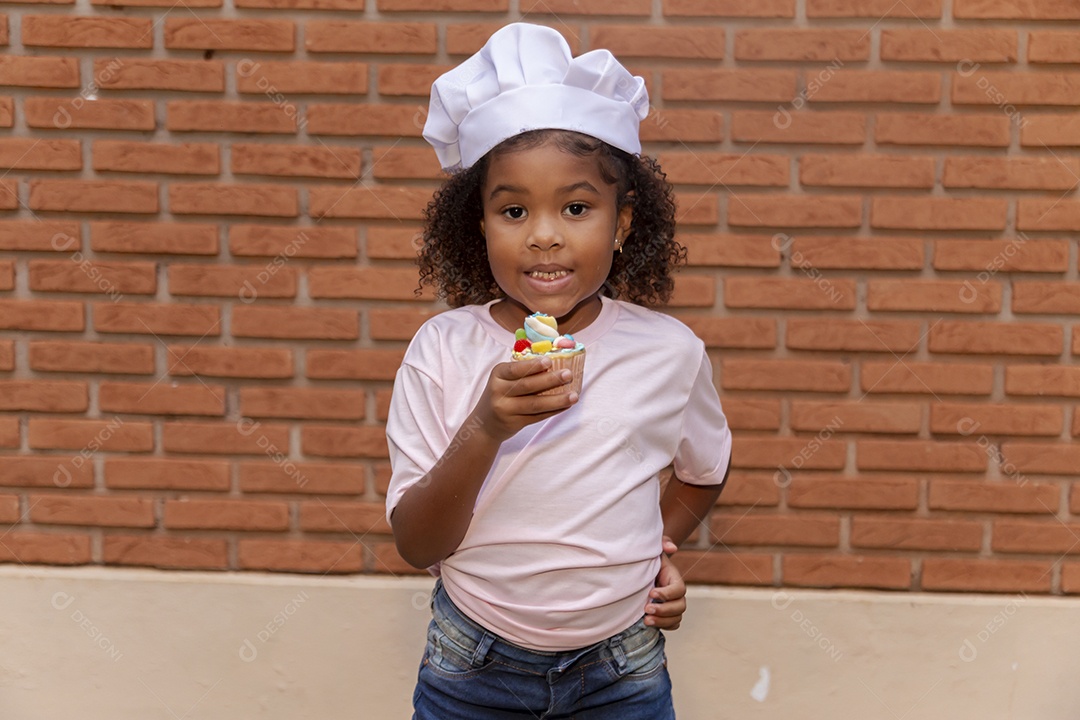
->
xmin=511 ymin=312 xmax=586 ymax=396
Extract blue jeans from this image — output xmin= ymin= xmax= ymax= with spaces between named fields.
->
xmin=412 ymin=579 xmax=675 ymax=719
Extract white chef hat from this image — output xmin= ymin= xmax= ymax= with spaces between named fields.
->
xmin=422 ymin=23 xmax=650 ymax=172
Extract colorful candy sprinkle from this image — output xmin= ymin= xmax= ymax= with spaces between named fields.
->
xmin=515 ymin=329 xmax=527 ymax=340
xmin=554 ymin=336 xmax=576 ymax=349
xmin=530 ymin=340 xmax=553 ymax=354
xmin=513 ymin=339 xmax=531 ymax=352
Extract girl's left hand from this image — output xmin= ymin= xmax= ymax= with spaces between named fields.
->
xmin=644 ymin=535 xmax=686 ymax=630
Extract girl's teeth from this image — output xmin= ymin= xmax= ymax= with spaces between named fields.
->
xmin=530 ymin=270 xmax=569 ymax=280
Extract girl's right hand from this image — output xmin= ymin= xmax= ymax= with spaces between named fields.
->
xmin=472 ymin=357 xmax=577 ymax=443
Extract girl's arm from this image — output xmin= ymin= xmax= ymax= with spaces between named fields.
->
xmin=660 ymin=461 xmax=731 ymax=548
xmin=391 ymin=357 xmax=577 ymax=569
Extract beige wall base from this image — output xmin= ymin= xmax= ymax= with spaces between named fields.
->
xmin=2 ymin=566 xmax=1076 ymax=719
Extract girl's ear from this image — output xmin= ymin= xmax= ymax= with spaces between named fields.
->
xmin=616 ymin=192 xmax=634 ymax=242
xmin=479 ymin=218 xmax=485 ymax=238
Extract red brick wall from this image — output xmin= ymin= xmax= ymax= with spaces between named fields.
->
xmin=1 ymin=1 xmax=1078 ymax=594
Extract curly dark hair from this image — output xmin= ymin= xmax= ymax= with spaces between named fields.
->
xmin=416 ymin=129 xmax=684 ymax=308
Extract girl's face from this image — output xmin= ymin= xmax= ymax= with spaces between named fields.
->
xmin=480 ymin=139 xmax=632 ymax=332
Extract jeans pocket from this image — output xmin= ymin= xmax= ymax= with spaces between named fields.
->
xmin=607 ymin=627 xmax=667 ymax=683
xmin=423 ymin=620 xmax=496 ymax=680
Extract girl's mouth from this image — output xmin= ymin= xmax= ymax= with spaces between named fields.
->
xmin=527 ymin=270 xmax=570 ymax=280
xmin=524 ymin=268 xmax=574 ymax=292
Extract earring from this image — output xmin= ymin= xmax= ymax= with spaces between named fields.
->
xmin=615 ymin=236 xmax=623 ymax=253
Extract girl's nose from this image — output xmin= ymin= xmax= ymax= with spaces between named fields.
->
xmin=528 ymin=217 xmax=562 ymax=251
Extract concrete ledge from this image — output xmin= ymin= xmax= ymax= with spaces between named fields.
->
xmin=2 ymin=566 xmax=1077 ymax=718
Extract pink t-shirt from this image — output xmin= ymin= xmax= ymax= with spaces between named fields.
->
xmin=385 ymin=296 xmax=732 ymax=651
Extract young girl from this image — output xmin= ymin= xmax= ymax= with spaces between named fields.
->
xmin=386 ymin=23 xmax=732 ymax=719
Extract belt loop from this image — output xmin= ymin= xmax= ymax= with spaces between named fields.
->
xmin=610 ymin=634 xmax=627 ymax=672
xmin=471 ymin=632 xmax=495 ymax=668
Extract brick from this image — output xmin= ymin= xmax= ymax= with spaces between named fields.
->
xmin=733 ymin=438 xmax=846 ymax=470
xmin=711 ymin=513 xmax=839 ymax=548
xmin=104 ymin=535 xmax=227 ymax=570
xmin=232 ymin=306 xmax=358 ymax=340
xmin=729 ymin=194 xmax=861 ymax=228
xmin=592 ymin=25 xmax=723 ymax=60
xmin=446 ymin=23 xmax=578 ymax=56
xmin=664 ymin=0 xmax=795 ymax=17
xmin=95 ymin=0 xmax=221 ymax=6
xmin=29 ymin=179 xmax=157 ymax=214
xmin=0 ymin=297 xmax=83 ymax=332
xmin=521 ymin=0 xmax=648 ymax=13
xmin=23 ymin=16 xmax=151 ymax=47
xmin=301 ymin=425 xmax=387 ymax=458
xmin=166 ymin=345 xmax=294 ymax=379
xmin=96 ymin=58 xmax=223 ymax=92
xmin=931 ymin=402 xmax=1062 ymax=436
xmin=934 ymin=239 xmax=1067 ymax=273
xmin=954 ymin=71 xmax=1080 ymax=106
xmin=230 ymin=225 xmax=356 ymax=259
xmin=99 ymin=381 xmax=225 ymax=416
xmin=876 ymin=113 xmax=1010 ymax=147
xmin=671 ymin=275 xmax=719 ymax=308
xmin=670 ymin=550 xmax=773 ymax=586
xmin=0 ymin=418 xmax=16 ymax=448
xmin=680 ymin=234 xmax=780 ymax=268
xmin=240 ymin=387 xmax=364 ymax=420
xmin=170 ymin=182 xmax=298 ymax=217
xmin=1065 ymin=564 xmax=1080 ymax=594
xmin=0 ymin=98 xmax=9 ymax=127
xmin=731 ymin=111 xmax=865 ymax=145
xmin=308 ymin=267 xmax=426 ymax=300
xmin=1018 ymin=200 xmax=1080 ymax=232
xmin=0 ymin=138 xmax=81 ymax=171
xmin=0 ymin=380 xmax=85 ymax=412
xmin=993 ymin=520 xmax=1080 ymax=554
xmin=872 ymin=197 xmax=1007 ymax=231
xmin=881 ymin=29 xmax=1017 ymax=62
xmin=165 ymin=18 xmax=292 ymax=51
xmin=1001 ymin=442 xmax=1080 ymax=475
xmin=787 ymin=476 xmax=919 ymax=510
xmin=169 ymin=263 xmax=296 ymax=299
xmin=306 ymin=104 xmax=423 ymax=138
xmin=0 ymin=179 xmax=17 ymax=209
xmin=722 ymin=358 xmax=850 ymax=392
xmin=0 ymin=340 xmax=12 ymax=371
xmin=654 ymin=153 xmax=788 ymax=187
xmin=869 ymin=279 xmax=1001 ymax=314
xmin=238 ymin=538 xmax=363 ymax=573
xmin=0 ymin=56 xmax=79 ymax=89
xmin=0 ymin=259 xmax=12 ymax=290
xmin=857 ymin=440 xmax=986 ymax=472
xmin=306 ymin=21 xmax=436 ymax=54
xmin=1014 ymin=282 xmax=1080 ymax=314
xmin=95 ymin=302 xmax=219 ymax=336
xmin=944 ymin=156 xmax=1080 ymax=190
xmin=376 ymin=63 xmax=449 ymax=97
xmin=721 ymin=399 xmax=781 ymax=431
xmin=299 ymin=500 xmax=390 ymax=535
xmin=310 ymin=184 xmax=430 ymax=220
xmin=799 ymin=154 xmax=935 ymax=188
xmin=92 ymin=221 xmax=218 ymax=255
xmin=668 ymin=69 xmax=798 ymax=104
xmin=165 ymin=498 xmax=289 ymax=531
xmin=239 ymin=461 xmax=366 ymax=495
xmin=922 ymin=558 xmax=1051 ymax=593
xmin=675 ymin=316 xmax=777 ymax=349
xmin=868 ymin=357 xmax=996 ymax=397
xmin=810 ymin=71 xmax=941 ymax=104
xmin=238 ymin=60 xmax=367 ymax=95
xmin=25 ymin=97 xmax=154 ymax=131
xmin=783 ymin=555 xmax=911 ymax=590
xmin=29 ymin=341 xmax=154 ymax=375
xmin=93 ymin=141 xmax=219 ymax=175
xmin=790 ymin=236 xmax=924 ymax=270
xmin=232 ymin=143 xmax=361 ymax=179
xmin=306 ymin=349 xmax=405 ymax=381
xmin=369 ymin=309 xmax=438 ymax=340
xmin=0 ymin=457 xmax=94 ymax=489
xmin=1021 ymin=115 xmax=1080 ymax=147
xmin=1006 ymin=366 xmax=1080 ymax=398
xmin=365 ymin=226 xmax=421 ymax=259
xmin=792 ymin=400 xmax=921 ymax=434
xmin=371 ymin=146 xmax=442 ymax=180
xmin=236 ymin=0 xmax=359 ymax=8
xmin=930 ymin=479 xmax=1058 ymax=514
xmin=29 ymin=259 xmax=156 ymax=295
xmin=673 ymin=192 xmax=719 ymax=227
xmin=105 ymin=458 xmax=230 ymax=491
xmin=28 ymin=417 xmax=152 ymax=452
xmin=786 ymin=319 xmax=922 ymax=353
xmin=0 ymin=221 xmax=81 ymax=252
xmin=852 ymin=517 xmax=982 ymax=552
xmin=725 ymin=277 xmax=856 ymax=310
xmin=30 ymin=494 xmax=154 ymax=528
xmin=0 ymin=532 xmax=90 ymax=565
xmin=163 ymin=420 xmax=289 ymax=455
xmin=954 ymin=0 xmax=1080 ymax=20
xmin=708 ymin=472 xmax=778 ymax=508
xmin=376 ymin=390 xmax=392 ymax=421
xmin=639 ymin=109 xmax=723 ymax=143
xmin=929 ymin=321 xmax=1062 ymax=356
xmin=734 ymin=29 xmax=869 ymax=61
xmin=1029 ymin=31 xmax=1080 ymax=64
xmin=809 ymin=0 xmax=940 ymax=15
xmin=167 ymin=101 xmax=296 ymax=134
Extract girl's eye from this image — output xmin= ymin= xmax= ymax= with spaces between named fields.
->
xmin=565 ymin=203 xmax=588 ymax=217
xmin=502 ymin=206 xmax=526 ymax=220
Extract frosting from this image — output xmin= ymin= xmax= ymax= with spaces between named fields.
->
xmin=511 ymin=312 xmax=585 ymax=359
